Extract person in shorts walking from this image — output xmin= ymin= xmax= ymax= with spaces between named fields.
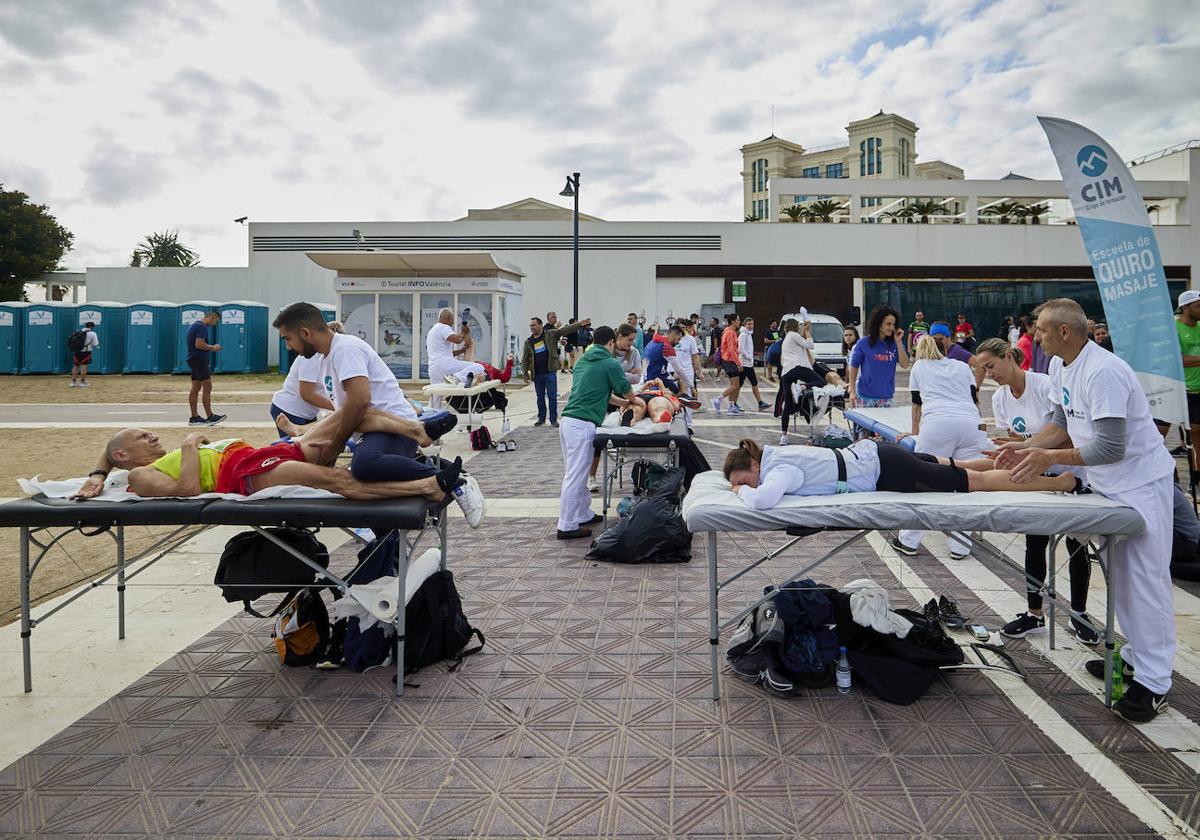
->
xmin=186 ymin=310 xmax=225 ymax=425
xmin=68 ymin=321 xmax=99 ymax=387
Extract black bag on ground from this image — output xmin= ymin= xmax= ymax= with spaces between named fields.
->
xmin=403 ymin=570 xmax=485 ymax=675
xmin=214 ymin=528 xmax=329 ymax=617
xmin=586 ymin=466 xmax=692 ymax=564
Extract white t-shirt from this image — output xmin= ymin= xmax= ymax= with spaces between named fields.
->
xmin=1049 ymin=340 xmax=1174 ymax=495
xmin=676 ymin=334 xmax=699 ymax=380
xmin=426 ymin=322 xmax=456 ymax=369
xmin=992 ymin=370 xmax=1084 ymax=480
xmin=271 ymin=354 xmax=323 ymax=421
xmin=84 ymin=330 xmax=99 ymax=349
xmin=1007 ymin=326 xmax=1021 ymax=346
xmin=321 ymin=333 xmax=416 ymax=420
xmin=909 ymin=358 xmax=980 ymax=422
xmin=781 ymin=332 xmax=813 ymax=371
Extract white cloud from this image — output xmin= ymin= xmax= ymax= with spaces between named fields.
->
xmin=0 ymin=0 xmax=1196 ymax=270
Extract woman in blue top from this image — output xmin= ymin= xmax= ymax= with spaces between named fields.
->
xmin=848 ymin=305 xmax=910 ymax=407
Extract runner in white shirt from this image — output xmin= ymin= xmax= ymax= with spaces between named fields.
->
xmin=895 ymin=334 xmax=990 ymax=558
xmin=427 ymin=308 xmax=485 ymax=388
xmin=975 ymin=337 xmax=1096 ymax=644
xmin=675 ymin=322 xmax=701 ymax=399
xmin=996 ymin=298 xmax=1175 ymax=722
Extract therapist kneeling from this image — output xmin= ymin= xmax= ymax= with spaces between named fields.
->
xmin=996 ymin=298 xmax=1176 ymax=723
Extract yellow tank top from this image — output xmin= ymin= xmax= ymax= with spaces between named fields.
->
xmin=151 ymin=439 xmax=243 ymax=492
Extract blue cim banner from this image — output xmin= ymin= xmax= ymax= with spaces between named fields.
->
xmin=1039 ymin=116 xmax=1187 ymax=424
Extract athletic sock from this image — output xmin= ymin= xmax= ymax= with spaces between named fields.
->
xmin=436 ymin=456 xmax=464 ymax=494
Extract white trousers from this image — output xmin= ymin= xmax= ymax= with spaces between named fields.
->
xmin=898 ymin=415 xmax=990 ymax=556
xmin=558 ymin=416 xmax=596 ymax=532
xmin=430 ymin=359 xmax=486 ymax=387
xmin=1108 ymin=476 xmax=1175 ymax=694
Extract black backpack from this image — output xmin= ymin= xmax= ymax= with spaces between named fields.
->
xmin=67 ymin=330 xmax=87 ymax=352
xmin=214 ymin=528 xmax=330 ymax=617
xmin=403 ymin=570 xmax=485 ymax=675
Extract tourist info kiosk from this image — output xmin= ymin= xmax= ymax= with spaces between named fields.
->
xmin=307 ymin=252 xmax=525 ymax=379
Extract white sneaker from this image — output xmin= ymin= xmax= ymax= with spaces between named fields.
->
xmin=779 ymin=434 xmax=789 ymax=446
xmin=587 ymin=478 xmax=600 ymax=493
xmin=79 ymin=381 xmax=90 ymax=387
xmin=452 ymin=475 xmax=486 ymax=528
xmin=68 ymin=381 xmax=76 ymax=387
xmin=443 ymin=374 xmax=459 ymax=385
xmin=710 ymin=397 xmax=721 ymax=412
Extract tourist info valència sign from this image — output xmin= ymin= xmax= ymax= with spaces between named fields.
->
xmin=1039 ymin=116 xmax=1187 ymax=424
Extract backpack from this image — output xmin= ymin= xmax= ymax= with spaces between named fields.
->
xmin=469 ymin=425 xmax=493 ymax=450
xmin=213 ymin=528 xmax=330 ymax=617
xmin=67 ymin=330 xmax=87 ymax=352
xmin=403 ymin=570 xmax=485 ymax=675
xmin=271 ymin=587 xmax=331 ymax=666
xmin=631 ymin=459 xmax=670 ymax=497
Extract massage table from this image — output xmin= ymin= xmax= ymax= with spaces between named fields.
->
xmin=844 ymin=406 xmax=918 ymax=451
xmin=422 ymin=379 xmax=499 ymax=433
xmin=0 ymin=493 xmax=450 ymax=696
xmin=785 ymin=383 xmax=848 ymax=440
xmin=681 ymin=470 xmax=1145 ymax=706
xmin=594 ymin=416 xmax=690 ymax=519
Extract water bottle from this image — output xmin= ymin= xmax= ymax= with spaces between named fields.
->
xmin=836 ymin=646 xmax=852 ymax=695
xmin=1111 ymin=643 xmax=1125 ymax=703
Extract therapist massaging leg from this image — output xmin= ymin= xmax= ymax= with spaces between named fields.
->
xmin=278 ymin=407 xmax=454 ymax=457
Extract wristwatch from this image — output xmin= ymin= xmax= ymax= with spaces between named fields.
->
xmin=87 ymin=469 xmax=109 ymax=479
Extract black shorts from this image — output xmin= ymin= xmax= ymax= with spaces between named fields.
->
xmin=721 ymin=360 xmax=742 ymax=381
xmin=187 ymin=357 xmax=211 ymax=382
xmin=741 ymin=365 xmax=758 ymax=387
xmin=72 ymin=351 xmax=92 ymax=366
xmin=1189 ymin=392 xmax=1200 ymax=426
xmin=874 ymin=441 xmax=968 ymax=494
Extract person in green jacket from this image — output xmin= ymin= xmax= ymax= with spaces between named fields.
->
xmin=522 ymin=316 xmax=589 ymax=426
xmin=556 ymin=326 xmax=642 ymax=540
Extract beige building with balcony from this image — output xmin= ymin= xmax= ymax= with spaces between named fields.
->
xmin=741 ymin=111 xmax=964 ymax=221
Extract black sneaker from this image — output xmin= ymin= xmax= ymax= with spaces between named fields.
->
xmin=188 ymin=415 xmax=207 ymax=425
xmin=1084 ymin=657 xmax=1134 ymax=681
xmin=550 ymin=420 xmax=559 ymax=427
xmin=556 ymin=527 xmax=592 ymax=540
xmin=534 ymin=419 xmax=546 ymax=427
xmin=1170 ymin=445 xmax=1188 ymax=456
xmin=890 ymin=537 xmax=918 ymax=556
xmin=938 ymin=595 xmax=965 ymax=629
xmin=1068 ymin=614 xmax=1100 ymax=645
xmin=1113 ymin=680 xmax=1169 ymax=723
xmin=757 ymin=401 xmax=770 ymax=411
xmin=1000 ymin=612 xmax=1046 ymax=639
xmin=205 ymin=414 xmax=226 ymax=425
xmin=922 ymin=597 xmax=941 ymax=624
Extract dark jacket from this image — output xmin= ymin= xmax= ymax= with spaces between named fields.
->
xmin=522 ymin=320 xmax=584 ymax=379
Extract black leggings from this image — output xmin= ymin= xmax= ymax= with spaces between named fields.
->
xmin=775 ymin=363 xmax=832 ymax=432
xmin=1025 ymin=535 xmax=1090 ymax=612
xmin=874 ymin=441 xmax=969 ymax=494
xmin=349 ymin=432 xmax=438 ymax=483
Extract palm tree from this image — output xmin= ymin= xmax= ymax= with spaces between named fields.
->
xmin=806 ymin=200 xmax=842 ymax=223
xmin=1145 ymin=204 xmax=1161 ymax=223
xmin=782 ymin=205 xmax=806 ymax=223
xmin=130 ymin=230 xmax=200 ymax=267
xmin=744 ymin=214 xmax=761 ymax=223
xmin=1017 ymin=203 xmax=1050 ymax=225
xmin=981 ymin=201 xmax=1024 ymax=225
xmin=881 ymin=207 xmax=915 ymax=224
xmin=908 ymin=200 xmax=945 ymax=223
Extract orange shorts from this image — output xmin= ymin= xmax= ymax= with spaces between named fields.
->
xmin=215 ymin=441 xmax=306 ymax=495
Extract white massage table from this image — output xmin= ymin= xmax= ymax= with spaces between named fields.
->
xmin=681 ymin=470 xmax=1145 ymax=705
xmin=844 ymin=406 xmax=917 ymax=450
xmin=422 ymin=379 xmax=499 ymax=433
xmin=595 ymin=416 xmax=689 ymax=518
xmin=0 ymin=491 xmax=452 ymax=696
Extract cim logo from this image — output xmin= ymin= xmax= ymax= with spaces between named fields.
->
xmin=1077 ymin=145 xmax=1108 ymax=177
xmin=1011 ymin=416 xmax=1027 ymax=434
xmin=1061 ymin=387 xmax=1071 ymax=407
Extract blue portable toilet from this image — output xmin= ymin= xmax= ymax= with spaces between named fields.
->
xmin=124 ymin=300 xmax=178 ymax=373
xmin=21 ymin=301 xmax=76 ymax=374
xmin=278 ymin=301 xmax=335 ymax=374
xmin=0 ymin=302 xmax=31 ymax=374
xmin=215 ymin=300 xmax=269 ymax=374
xmin=75 ymin=302 xmax=128 ymax=375
xmin=173 ymin=301 xmax=221 ymax=374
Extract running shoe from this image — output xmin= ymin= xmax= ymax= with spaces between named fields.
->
xmin=443 ymin=374 xmax=459 ymax=385
xmin=587 ymin=478 xmax=600 ymax=493
xmin=727 ymin=404 xmax=745 ymax=415
xmin=757 ymin=401 xmax=770 ymax=411
xmin=779 ymin=434 xmax=789 ymax=446
xmin=534 ymin=419 xmax=546 ymax=426
xmin=710 ymin=397 xmax=722 ymax=413
xmin=1084 ymin=657 xmax=1134 ymax=681
xmin=205 ymin=414 xmax=226 ymax=425
xmin=550 ymin=420 xmax=559 ymax=427
xmin=1170 ymin=445 xmax=1188 ymax=456
xmin=452 ymin=475 xmax=485 ymax=528
xmin=1068 ymin=614 xmax=1100 ymax=645
xmin=922 ymin=597 xmax=941 ymax=623
xmin=938 ymin=595 xmax=965 ymax=629
xmin=1113 ymin=680 xmax=1169 ymax=722
xmin=1000 ymin=612 xmax=1046 ymax=639
xmin=890 ymin=537 xmax=918 ymax=556
xmin=68 ymin=381 xmax=77 ymax=387
xmin=420 ymin=409 xmax=457 ymax=441
xmin=78 ymin=381 xmax=90 ymax=387
xmin=188 ymin=415 xmax=207 ymax=425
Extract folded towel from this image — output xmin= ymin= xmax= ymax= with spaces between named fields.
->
xmin=843 ymin=577 xmax=912 ymax=639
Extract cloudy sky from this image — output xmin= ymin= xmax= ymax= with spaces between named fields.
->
xmin=2 ymin=0 xmax=1197 ymax=270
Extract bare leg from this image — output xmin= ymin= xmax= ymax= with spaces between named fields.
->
xmin=951 ymin=457 xmax=997 ymax=472
xmin=201 ymin=380 xmax=214 ymax=416
xmin=188 ymin=381 xmax=201 ymax=416
xmin=965 ymin=469 xmax=1075 ymax=493
xmin=70 ymin=364 xmax=79 ymax=384
xmin=295 ymin=407 xmax=434 ymax=446
xmin=751 ymin=383 xmax=764 ymax=403
xmin=275 ymin=413 xmax=310 ymax=437
xmin=1190 ymin=423 xmax=1200 ymax=473
xmin=250 ymin=460 xmax=443 ymax=501
xmin=80 ymin=363 xmax=89 ymax=383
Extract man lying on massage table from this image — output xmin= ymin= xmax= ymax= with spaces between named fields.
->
xmin=618 ymin=378 xmax=701 ymax=426
xmin=722 ymin=437 xmax=1083 ymax=509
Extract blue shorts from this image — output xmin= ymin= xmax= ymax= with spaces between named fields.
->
xmin=270 ymin=403 xmax=317 ymax=426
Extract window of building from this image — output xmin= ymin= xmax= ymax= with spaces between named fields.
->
xmin=862 ymin=137 xmax=883 ymax=175
xmin=899 ymin=138 xmax=909 ymax=177
xmin=752 ymin=158 xmax=769 ymax=192
xmin=802 ymin=166 xmax=820 ymax=179
xmin=859 ymin=141 xmax=865 ymax=176
xmin=826 ymin=163 xmax=844 ymax=179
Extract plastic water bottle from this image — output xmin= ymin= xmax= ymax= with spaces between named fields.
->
xmin=836 ymin=646 xmax=852 ymax=695
xmin=1111 ymin=643 xmax=1125 ymax=703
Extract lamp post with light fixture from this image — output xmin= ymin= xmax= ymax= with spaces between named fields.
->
xmin=559 ymin=172 xmax=580 ymax=321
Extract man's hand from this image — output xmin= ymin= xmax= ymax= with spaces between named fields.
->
xmin=991 ymin=438 xmax=1030 ymax=470
xmin=211 ymin=344 xmax=222 ymax=352
xmin=1006 ymin=447 xmax=1055 ymax=484
xmin=71 ymin=474 xmax=106 ymax=500
xmin=182 ymin=433 xmax=209 ymax=447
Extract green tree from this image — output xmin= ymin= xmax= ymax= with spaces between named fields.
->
xmin=981 ymin=201 xmax=1024 ymax=224
xmin=782 ymin=204 xmax=807 ymax=223
xmin=130 ymin=230 xmax=199 ymax=267
xmin=0 ymin=184 xmax=74 ymax=300
xmin=743 ymin=213 xmax=761 ymax=222
xmin=908 ymin=200 xmax=945 ymax=223
xmin=806 ymin=200 xmax=843 ymax=222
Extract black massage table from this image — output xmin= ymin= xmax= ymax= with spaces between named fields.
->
xmin=0 ymin=493 xmax=450 ymax=696
xmin=594 ymin=417 xmax=690 ymax=519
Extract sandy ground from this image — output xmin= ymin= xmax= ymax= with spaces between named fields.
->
xmin=0 ymin=426 xmax=273 ymax=624
xmin=0 ymin=373 xmax=284 ymax=404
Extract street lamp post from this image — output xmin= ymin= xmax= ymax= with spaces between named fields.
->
xmin=559 ymin=172 xmax=580 ymax=322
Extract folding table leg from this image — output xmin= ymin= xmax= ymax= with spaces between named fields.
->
xmin=602 ymin=446 xmax=611 ymax=519
xmin=116 ymin=524 xmax=126 ymax=640
xmin=1047 ymin=534 xmax=1057 ymax=650
xmin=20 ymin=527 xmax=32 ymax=694
xmin=708 ymin=531 xmax=720 ymax=702
xmin=438 ymin=513 xmax=448 ymax=572
xmin=395 ymin=531 xmax=410 ymax=698
xmin=1103 ymin=538 xmax=1117 ymax=708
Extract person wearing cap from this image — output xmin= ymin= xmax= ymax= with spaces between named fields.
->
xmin=1176 ymin=289 xmax=1200 ymax=464
xmin=927 ymin=322 xmax=984 ymax=388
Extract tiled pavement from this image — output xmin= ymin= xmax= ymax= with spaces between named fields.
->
xmin=3 ymin=383 xmax=1200 ymax=837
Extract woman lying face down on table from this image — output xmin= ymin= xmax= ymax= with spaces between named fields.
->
xmin=722 ymin=437 xmax=1082 ymax=510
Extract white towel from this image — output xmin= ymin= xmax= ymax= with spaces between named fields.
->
xmin=598 ymin=414 xmax=670 ymax=434
xmin=843 ymin=578 xmax=912 ymax=638
xmin=19 ymin=470 xmax=341 ymax=502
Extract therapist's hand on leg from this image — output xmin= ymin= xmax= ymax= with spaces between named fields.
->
xmin=1007 ymin=447 xmax=1055 ymax=484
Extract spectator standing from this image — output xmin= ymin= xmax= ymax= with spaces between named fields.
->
xmin=1016 ymin=317 xmax=1035 ymax=371
xmin=522 ymin=315 xmax=586 ymax=426
xmin=1093 ymin=322 xmax=1113 ymax=352
xmin=928 ymin=322 xmax=985 ymax=388
xmin=68 ymin=321 xmax=100 ymax=387
xmin=954 ymin=312 xmax=975 ymax=351
xmin=841 ymin=325 xmax=860 ymax=359
xmin=738 ymin=317 xmax=770 ymax=411
xmin=1175 ymin=290 xmax=1200 ymax=464
xmin=627 ymin=313 xmax=644 ymax=352
xmin=907 ymin=310 xmax=929 ymax=353
xmin=1007 ymin=317 xmax=1022 ymax=346
xmin=185 ymin=310 xmax=226 ymax=426
xmin=848 ymin=306 xmax=909 ymax=407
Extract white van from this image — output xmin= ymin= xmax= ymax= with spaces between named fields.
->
xmin=779 ymin=312 xmax=848 ymax=374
